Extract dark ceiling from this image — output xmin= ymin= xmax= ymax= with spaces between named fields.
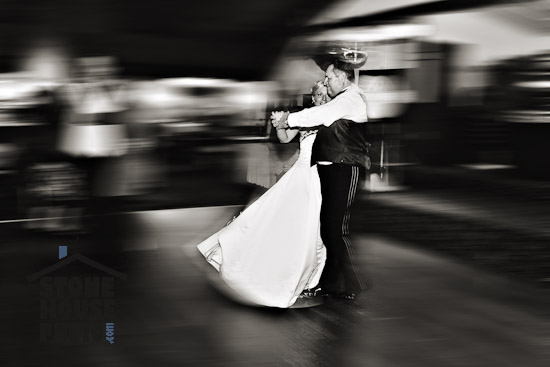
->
xmin=0 ymin=0 xmax=533 ymax=80
xmin=0 ymin=0 xmax=335 ymax=80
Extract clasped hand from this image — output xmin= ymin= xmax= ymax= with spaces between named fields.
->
xmin=270 ymin=111 xmax=289 ymax=129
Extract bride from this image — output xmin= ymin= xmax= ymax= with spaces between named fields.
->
xmin=196 ymin=81 xmax=329 ymax=308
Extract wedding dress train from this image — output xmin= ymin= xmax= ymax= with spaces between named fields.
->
xmin=197 ymin=131 xmax=325 ymax=308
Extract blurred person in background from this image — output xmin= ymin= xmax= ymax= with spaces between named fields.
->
xmin=195 ymin=81 xmax=330 ymax=308
xmin=275 ymin=59 xmax=370 ymax=301
xmin=57 ymin=56 xmax=129 ymax=216
xmin=47 ymin=55 xmax=132 ymax=252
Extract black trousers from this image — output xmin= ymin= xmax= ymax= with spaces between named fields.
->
xmin=317 ymin=164 xmax=366 ymax=294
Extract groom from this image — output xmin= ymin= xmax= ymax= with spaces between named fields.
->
xmin=276 ymin=61 xmax=369 ymax=300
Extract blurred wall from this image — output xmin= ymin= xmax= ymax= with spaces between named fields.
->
xmin=416 ymin=5 xmax=550 ymax=67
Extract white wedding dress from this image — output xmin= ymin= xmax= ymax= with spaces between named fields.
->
xmin=197 ymin=131 xmax=326 ymax=308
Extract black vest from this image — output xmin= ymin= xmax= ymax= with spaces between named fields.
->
xmin=310 ymin=118 xmax=371 ymax=168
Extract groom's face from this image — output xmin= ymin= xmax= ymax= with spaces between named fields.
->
xmin=324 ymin=65 xmax=345 ymax=98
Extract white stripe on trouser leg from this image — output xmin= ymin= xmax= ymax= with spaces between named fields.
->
xmin=341 ymin=166 xmax=364 ymax=290
xmin=342 ymin=166 xmax=363 ymax=289
xmin=343 ymin=166 xmax=358 ymax=234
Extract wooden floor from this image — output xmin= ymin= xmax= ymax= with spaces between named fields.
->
xmin=2 ymin=207 xmax=549 ymax=367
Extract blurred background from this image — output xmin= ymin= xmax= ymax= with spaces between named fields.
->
xmin=1 ymin=0 xmax=549 ymax=366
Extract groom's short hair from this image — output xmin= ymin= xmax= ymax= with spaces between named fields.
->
xmin=331 ymin=62 xmax=354 ymax=81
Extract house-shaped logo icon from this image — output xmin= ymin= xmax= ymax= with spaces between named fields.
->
xmin=27 ymin=253 xmax=127 ymax=282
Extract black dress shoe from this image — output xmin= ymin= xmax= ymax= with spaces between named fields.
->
xmin=299 ymin=286 xmax=324 ymax=298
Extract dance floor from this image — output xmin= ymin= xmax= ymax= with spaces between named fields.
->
xmin=2 ymin=205 xmax=548 ymax=367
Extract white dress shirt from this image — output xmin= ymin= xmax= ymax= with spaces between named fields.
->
xmin=287 ymin=83 xmax=368 ymax=129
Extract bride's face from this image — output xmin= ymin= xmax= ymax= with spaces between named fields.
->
xmin=312 ymin=86 xmax=330 ymax=106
